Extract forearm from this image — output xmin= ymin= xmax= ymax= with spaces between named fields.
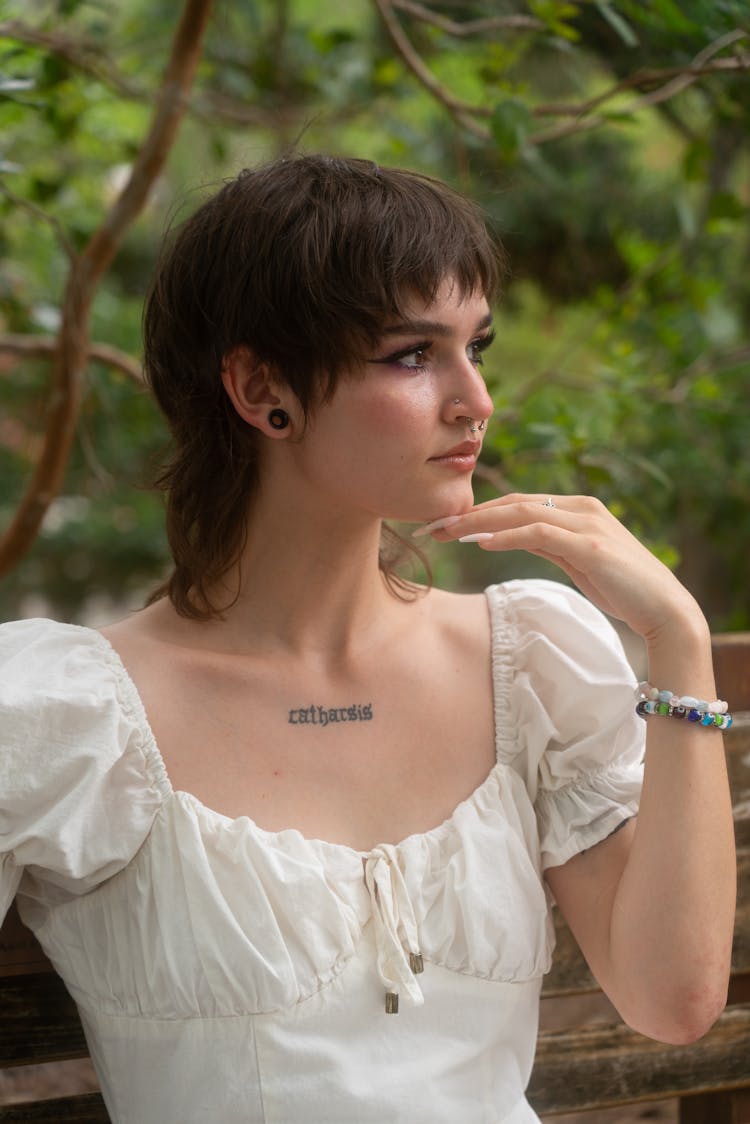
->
xmin=606 ymin=609 xmax=736 ymax=1041
xmin=428 ymin=492 xmax=738 ymax=1040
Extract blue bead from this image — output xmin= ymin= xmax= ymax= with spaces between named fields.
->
xmin=700 ymin=713 xmax=715 ymax=726
xmin=687 ymin=709 xmax=701 ymax=722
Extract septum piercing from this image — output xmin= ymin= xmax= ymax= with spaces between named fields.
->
xmin=454 ymin=399 xmax=487 ymax=436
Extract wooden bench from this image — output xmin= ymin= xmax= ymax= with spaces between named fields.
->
xmin=2 ymin=636 xmax=749 ymax=1122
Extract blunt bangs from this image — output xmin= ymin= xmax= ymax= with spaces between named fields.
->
xmin=244 ymin=156 xmax=504 ymax=403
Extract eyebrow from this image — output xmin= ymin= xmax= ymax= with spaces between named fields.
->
xmin=380 ymin=311 xmax=494 ymax=338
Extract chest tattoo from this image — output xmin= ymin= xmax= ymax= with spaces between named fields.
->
xmin=288 ymin=703 xmax=373 ymax=727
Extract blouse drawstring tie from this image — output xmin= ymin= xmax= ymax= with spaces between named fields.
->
xmin=363 ymin=846 xmax=425 ymax=1014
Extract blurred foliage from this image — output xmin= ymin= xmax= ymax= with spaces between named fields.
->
xmin=0 ymin=0 xmax=748 ymax=626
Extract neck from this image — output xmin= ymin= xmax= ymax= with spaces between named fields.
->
xmin=191 ymin=487 xmax=414 ymax=661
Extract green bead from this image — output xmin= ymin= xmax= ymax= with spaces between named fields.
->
xmin=657 ymin=702 xmax=670 ymax=715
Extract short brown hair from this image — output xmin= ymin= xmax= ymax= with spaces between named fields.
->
xmin=144 ymin=153 xmax=505 ymax=618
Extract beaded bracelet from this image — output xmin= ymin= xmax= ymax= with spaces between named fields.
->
xmin=635 ymin=682 xmax=733 ymax=729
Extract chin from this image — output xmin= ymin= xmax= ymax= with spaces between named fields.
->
xmin=393 ymin=493 xmax=476 ymax=526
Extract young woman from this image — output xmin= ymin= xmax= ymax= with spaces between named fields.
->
xmin=0 ymin=154 xmax=736 ymax=1124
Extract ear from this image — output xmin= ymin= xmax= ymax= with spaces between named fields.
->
xmin=221 ymin=346 xmax=295 ymax=438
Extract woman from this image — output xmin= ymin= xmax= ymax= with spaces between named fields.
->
xmin=0 ymin=154 xmax=736 ymax=1123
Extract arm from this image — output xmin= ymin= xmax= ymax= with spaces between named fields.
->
xmin=426 ymin=495 xmax=737 ymax=1043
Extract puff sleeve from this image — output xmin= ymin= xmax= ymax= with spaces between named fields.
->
xmin=488 ymin=579 xmax=645 ymax=870
xmin=0 ymin=618 xmax=166 ymax=925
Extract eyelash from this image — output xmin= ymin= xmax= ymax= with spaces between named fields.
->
xmin=376 ymin=330 xmax=496 ymax=373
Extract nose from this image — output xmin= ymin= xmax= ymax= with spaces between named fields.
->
xmin=446 ymin=358 xmax=494 ymax=427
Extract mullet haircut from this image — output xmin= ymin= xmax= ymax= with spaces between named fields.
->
xmin=143 ymin=153 xmax=506 ymax=618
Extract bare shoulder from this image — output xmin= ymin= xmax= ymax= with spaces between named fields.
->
xmin=422 ymin=585 xmax=490 ymax=639
xmin=100 ymin=599 xmax=194 ymax=649
xmin=98 ymin=601 xmax=200 ymax=680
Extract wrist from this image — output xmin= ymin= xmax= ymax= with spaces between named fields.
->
xmin=644 ymin=603 xmax=715 ymax=695
xmin=644 ymin=595 xmax=710 ymax=656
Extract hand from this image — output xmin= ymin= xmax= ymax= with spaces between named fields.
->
xmin=417 ymin=494 xmax=706 ymax=646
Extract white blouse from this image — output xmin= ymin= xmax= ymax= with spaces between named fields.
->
xmin=0 ymin=580 xmax=644 ymax=1124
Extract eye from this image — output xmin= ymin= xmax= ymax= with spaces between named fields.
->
xmin=368 ymin=341 xmax=432 ymax=371
xmin=467 ymin=330 xmax=496 ymax=366
xmin=395 ymin=347 xmax=429 ymax=371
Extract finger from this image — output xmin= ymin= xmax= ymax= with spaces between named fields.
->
xmin=435 ymin=500 xmax=598 ymax=542
xmin=468 ymin=493 xmax=603 ymax=514
xmin=455 ymin=519 xmax=622 ymax=578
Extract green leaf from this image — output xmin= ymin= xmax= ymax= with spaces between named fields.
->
xmin=490 ymin=98 xmax=532 ymax=161
xmin=682 ymin=139 xmax=710 ymax=182
xmin=594 ymin=2 xmax=639 ymax=47
xmin=708 ymin=192 xmax=747 ymax=222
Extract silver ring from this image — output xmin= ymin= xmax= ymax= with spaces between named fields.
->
xmin=543 ymin=497 xmax=556 ymax=508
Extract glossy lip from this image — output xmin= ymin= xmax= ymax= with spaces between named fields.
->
xmin=429 ymin=439 xmax=481 ymax=463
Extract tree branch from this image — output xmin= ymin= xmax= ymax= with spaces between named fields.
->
xmin=372 ymin=0 xmax=490 ymax=139
xmin=0 ymin=0 xmax=214 ymax=578
xmin=0 ymin=19 xmax=142 ymax=98
xmin=0 ymin=180 xmax=75 ymax=261
xmin=371 ymin=3 xmax=749 ymax=148
xmin=0 ymin=19 xmax=350 ymax=133
xmin=0 ymin=333 xmax=144 ymax=383
xmin=391 ymin=1 xmax=543 ymax=37
xmin=529 ymin=55 xmax=750 ymax=144
xmin=533 ymin=29 xmax=748 ymax=119
xmin=530 ymin=30 xmax=749 ymax=144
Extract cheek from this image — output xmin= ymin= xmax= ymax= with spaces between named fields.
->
xmin=352 ymin=382 xmax=437 ymax=439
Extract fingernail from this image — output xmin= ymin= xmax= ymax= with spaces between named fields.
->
xmin=459 ymin=533 xmax=494 ymax=543
xmin=412 ymin=515 xmax=462 ymax=538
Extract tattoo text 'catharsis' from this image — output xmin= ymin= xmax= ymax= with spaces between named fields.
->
xmin=288 ymin=703 xmax=373 ymax=727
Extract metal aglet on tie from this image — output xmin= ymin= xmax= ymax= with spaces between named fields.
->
xmin=409 ymin=952 xmax=424 ymax=974
xmin=385 ymin=991 xmax=399 ymax=1015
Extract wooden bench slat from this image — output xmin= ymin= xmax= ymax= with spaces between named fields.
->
xmin=713 ymin=634 xmax=750 ymax=710
xmin=527 ymin=1001 xmax=750 ymax=1115
xmin=727 ymin=714 xmax=750 ymax=851
xmin=679 ymin=1088 xmax=750 ymax=1123
xmin=0 ymin=904 xmax=51 ymax=978
xmin=0 ymin=975 xmax=88 ymax=1068
xmin=0 ymin=1093 xmax=108 ymax=1123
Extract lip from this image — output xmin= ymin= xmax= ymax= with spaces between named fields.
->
xmin=429 ymin=440 xmax=481 ymax=462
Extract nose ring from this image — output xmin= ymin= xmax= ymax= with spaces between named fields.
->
xmin=454 ymin=398 xmax=487 ymax=436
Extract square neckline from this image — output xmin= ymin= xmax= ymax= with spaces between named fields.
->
xmin=87 ymin=587 xmax=507 ymax=859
